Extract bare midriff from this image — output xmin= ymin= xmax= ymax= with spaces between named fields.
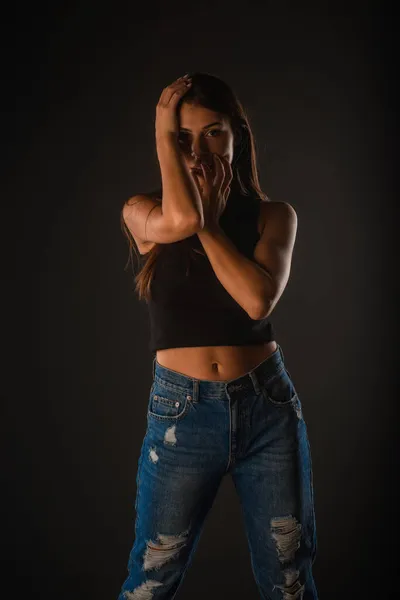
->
xmin=155 ymin=341 xmax=278 ymax=381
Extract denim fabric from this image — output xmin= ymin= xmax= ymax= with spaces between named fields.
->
xmin=117 ymin=344 xmax=318 ymax=599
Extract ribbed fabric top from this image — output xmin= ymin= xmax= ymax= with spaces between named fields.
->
xmin=144 ymin=190 xmax=274 ymax=354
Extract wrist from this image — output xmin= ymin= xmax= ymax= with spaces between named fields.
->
xmin=155 ymin=131 xmax=179 ymax=146
xmin=199 ymin=222 xmax=221 ymax=235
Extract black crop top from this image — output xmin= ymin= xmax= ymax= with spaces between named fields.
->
xmin=143 ymin=190 xmax=275 ymax=354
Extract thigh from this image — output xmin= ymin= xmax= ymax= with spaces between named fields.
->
xmin=117 ymin=381 xmax=227 ymax=599
xmin=137 ymin=377 xmax=227 ymax=537
xmin=230 ymin=367 xmax=317 ymax=597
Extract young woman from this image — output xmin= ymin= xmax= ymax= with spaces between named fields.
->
xmin=118 ymin=72 xmax=318 ymax=599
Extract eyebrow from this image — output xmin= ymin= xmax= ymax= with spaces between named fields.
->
xmin=179 ymin=121 xmax=222 ymax=132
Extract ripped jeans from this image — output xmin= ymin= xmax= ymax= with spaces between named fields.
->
xmin=117 ymin=344 xmax=318 ymax=599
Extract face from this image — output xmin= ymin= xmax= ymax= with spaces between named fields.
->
xmin=177 ymin=102 xmax=235 ymax=180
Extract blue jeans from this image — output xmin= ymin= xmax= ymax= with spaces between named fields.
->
xmin=117 ymin=344 xmax=318 ymax=599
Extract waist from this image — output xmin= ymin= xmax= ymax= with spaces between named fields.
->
xmin=155 ymin=340 xmax=278 ymax=381
xmin=153 ymin=342 xmax=284 ymax=388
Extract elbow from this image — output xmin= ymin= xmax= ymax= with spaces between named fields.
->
xmin=189 ymin=215 xmax=205 ymax=235
xmin=251 ymin=298 xmax=273 ymax=321
xmin=176 ymin=213 xmax=204 ymax=236
xmin=192 ymin=213 xmax=205 ymax=231
xmin=252 ymin=276 xmax=279 ymax=319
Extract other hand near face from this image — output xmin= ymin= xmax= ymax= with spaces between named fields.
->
xmin=193 ymin=154 xmax=233 ymax=230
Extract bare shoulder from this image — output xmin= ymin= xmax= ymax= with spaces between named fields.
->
xmin=123 ymin=191 xmax=161 ymax=254
xmin=260 ymin=199 xmax=297 ymax=219
xmin=125 ymin=189 xmax=162 ymax=205
xmin=258 ymin=200 xmax=297 ymax=236
xmin=124 ymin=190 xmax=162 ymax=214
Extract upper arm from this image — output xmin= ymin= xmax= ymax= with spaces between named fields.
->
xmin=253 ymin=201 xmax=298 ymax=315
xmin=122 ymin=194 xmax=201 ymax=249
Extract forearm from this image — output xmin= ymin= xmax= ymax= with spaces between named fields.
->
xmin=156 ymin=134 xmax=204 ymax=226
xmin=197 ymin=226 xmax=274 ymax=319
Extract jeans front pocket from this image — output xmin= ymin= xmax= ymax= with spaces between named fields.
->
xmin=261 ymin=365 xmax=299 ymax=407
xmin=147 ymin=380 xmax=191 ymax=421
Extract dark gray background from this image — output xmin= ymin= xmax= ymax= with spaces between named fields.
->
xmin=4 ymin=1 xmax=397 ymax=599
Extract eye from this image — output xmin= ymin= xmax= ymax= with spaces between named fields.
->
xmin=206 ymin=129 xmax=222 ymax=137
xmin=178 ymin=132 xmax=189 ymax=143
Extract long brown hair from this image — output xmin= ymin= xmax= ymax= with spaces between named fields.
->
xmin=120 ymin=71 xmax=270 ymax=303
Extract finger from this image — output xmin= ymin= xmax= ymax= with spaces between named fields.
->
xmin=200 ymin=163 xmax=213 ymax=193
xmin=213 ymin=154 xmax=225 ymax=193
xmin=219 ymin=156 xmax=232 ymax=198
xmin=212 ymin=153 xmax=223 ymax=180
xmin=223 ymin=185 xmax=231 ymax=203
xmin=190 ymin=171 xmax=202 ymax=195
xmin=221 ymin=155 xmax=233 ymax=180
xmin=160 ymin=79 xmax=192 ymax=105
xmin=165 ymin=83 xmax=191 ymax=106
xmin=221 ymin=156 xmax=233 ymax=185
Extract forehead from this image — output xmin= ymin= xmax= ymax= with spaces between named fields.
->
xmin=178 ymin=103 xmax=229 ymax=129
